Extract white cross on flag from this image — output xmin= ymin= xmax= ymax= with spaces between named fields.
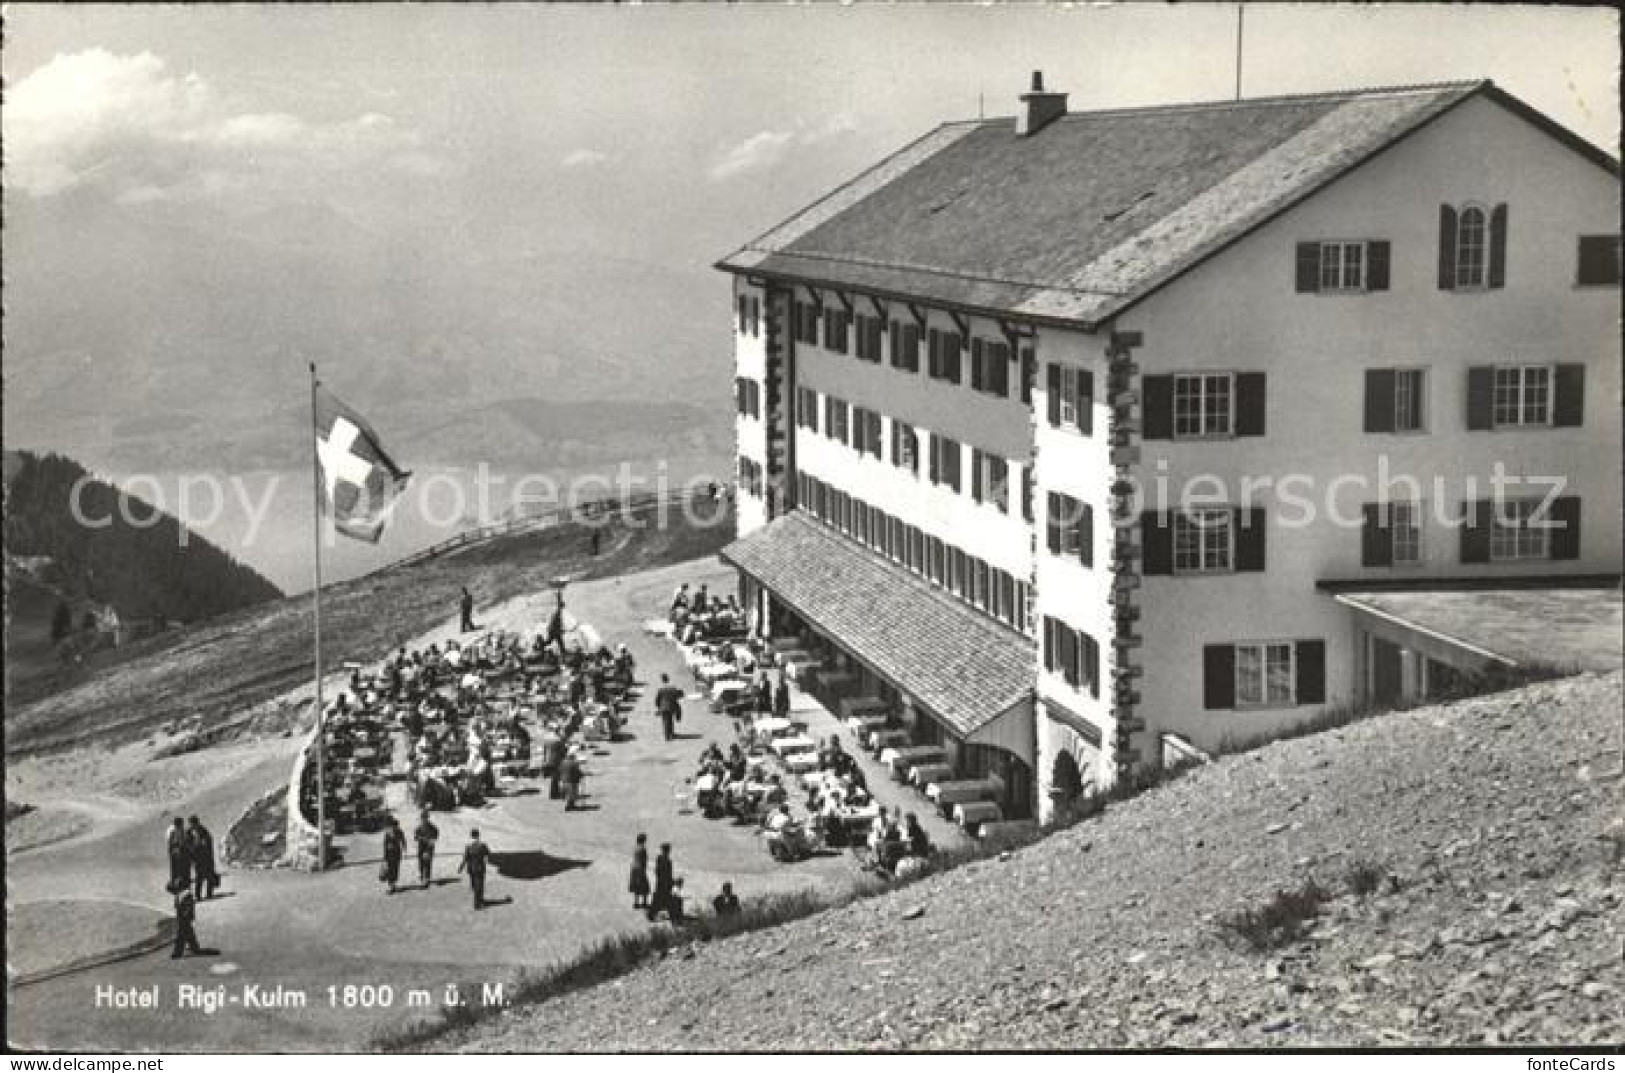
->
xmin=314 ymin=384 xmax=411 ymax=544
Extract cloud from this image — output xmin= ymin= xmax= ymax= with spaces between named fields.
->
xmin=561 ymin=148 xmax=610 ymax=168
xmin=708 ymin=130 xmax=795 ymax=181
xmin=707 ymin=116 xmax=858 ymax=181
xmin=4 ymin=49 xmax=439 ymax=200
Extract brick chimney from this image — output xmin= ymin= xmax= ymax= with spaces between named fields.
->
xmin=1016 ymin=70 xmax=1068 ymax=136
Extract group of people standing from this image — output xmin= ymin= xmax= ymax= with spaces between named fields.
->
xmin=164 ymin=815 xmax=218 ymax=960
xmin=627 ymin=832 xmax=741 ymax=924
xmin=165 ymin=816 xmax=219 ymax=900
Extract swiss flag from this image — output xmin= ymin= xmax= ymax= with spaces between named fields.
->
xmin=314 ymin=384 xmax=411 ymax=543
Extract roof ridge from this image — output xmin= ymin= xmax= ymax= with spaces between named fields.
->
xmin=960 ymin=78 xmax=1488 ymax=126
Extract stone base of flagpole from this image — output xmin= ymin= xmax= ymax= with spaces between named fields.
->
xmin=283 ymin=721 xmax=328 ymax=872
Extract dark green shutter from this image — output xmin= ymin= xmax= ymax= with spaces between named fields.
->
xmin=1078 ymin=370 xmax=1094 ymax=435
xmin=1295 ymin=640 xmax=1326 ymax=704
xmin=1466 ymin=367 xmax=1495 ymax=431
xmin=1295 ymin=242 xmax=1321 ymax=293
xmin=1021 ymin=348 xmax=1036 ymax=405
xmin=1488 ymin=203 xmax=1508 ymax=289
xmin=1438 ymin=205 xmax=1458 ymax=290
xmin=1203 ymin=644 xmax=1235 ymax=709
xmin=1047 ymin=363 xmax=1062 ymax=425
xmin=1046 ymin=493 xmax=1061 ymax=553
xmin=1142 ymin=375 xmax=1173 ymax=440
xmin=1366 ymin=240 xmax=1390 ymax=291
xmin=1460 ymin=499 xmax=1492 ymax=563
xmin=1549 ymin=496 xmax=1581 ymax=560
xmin=970 ymin=338 xmax=985 ymax=391
xmin=1235 ymin=372 xmax=1266 ymax=437
xmin=1361 ymin=503 xmax=1393 ymax=567
xmin=1553 ymin=364 xmax=1585 ymax=427
xmin=1235 ymin=507 xmax=1267 ymax=572
xmin=1577 ymin=235 xmax=1622 ymax=286
xmin=1141 ymin=511 xmax=1173 ymax=576
xmin=1364 ymin=369 xmax=1397 ymax=433
xmin=1080 ymin=502 xmax=1094 ymax=568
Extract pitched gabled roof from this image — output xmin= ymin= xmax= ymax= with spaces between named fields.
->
xmin=721 ymin=511 xmax=1033 ymax=737
xmin=718 ymin=81 xmax=1618 ymax=329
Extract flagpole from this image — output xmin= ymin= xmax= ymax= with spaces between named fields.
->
xmin=309 ymin=361 xmax=328 ymax=872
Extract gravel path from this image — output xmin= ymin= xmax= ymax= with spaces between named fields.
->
xmin=441 ymin=671 xmax=1624 ymax=1050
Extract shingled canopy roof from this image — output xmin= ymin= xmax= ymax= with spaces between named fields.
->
xmin=722 ymin=511 xmax=1034 ymax=738
xmin=718 ymin=81 xmax=1616 ymax=329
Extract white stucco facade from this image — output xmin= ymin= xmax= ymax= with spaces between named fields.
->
xmin=726 ymin=89 xmax=1621 ymax=822
xmin=1116 ymin=94 xmax=1622 ymax=756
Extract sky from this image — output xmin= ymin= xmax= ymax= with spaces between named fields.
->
xmin=2 ymin=3 xmax=1618 ymax=590
xmin=4 ymin=3 xmax=1618 ymax=268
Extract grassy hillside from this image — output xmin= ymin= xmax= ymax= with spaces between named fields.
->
xmin=5 ymin=450 xmax=285 ymax=702
xmin=6 ymin=499 xmax=733 ymax=754
xmin=422 ymin=671 xmax=1623 ymax=1050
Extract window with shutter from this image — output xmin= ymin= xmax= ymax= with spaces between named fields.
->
xmin=1046 ymin=363 xmax=1062 ymax=426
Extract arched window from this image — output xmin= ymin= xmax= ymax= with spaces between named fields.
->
xmin=1456 ymin=204 xmax=1487 ymax=288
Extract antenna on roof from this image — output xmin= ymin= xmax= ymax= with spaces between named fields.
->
xmin=1234 ymin=3 xmax=1245 ymax=101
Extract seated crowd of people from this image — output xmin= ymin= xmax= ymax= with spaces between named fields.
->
xmin=301 ymin=624 xmax=640 ymax=832
xmin=668 ymin=583 xmax=748 ymax=645
xmin=654 ymin=577 xmax=939 ymax=879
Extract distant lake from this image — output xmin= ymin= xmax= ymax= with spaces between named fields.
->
xmin=101 ymin=454 xmax=729 ymax=595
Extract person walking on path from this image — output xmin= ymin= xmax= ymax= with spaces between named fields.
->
xmin=186 ymin=816 xmax=219 ymax=900
xmin=458 ymin=828 xmax=492 ymax=909
xmin=560 ymin=748 xmax=584 ymax=812
xmin=413 ymin=810 xmax=440 ymax=887
xmin=380 ymin=817 xmax=406 ymax=894
xmin=169 ymin=880 xmax=203 ymax=959
xmin=648 ymin=842 xmax=676 ymax=921
xmin=166 ymin=818 xmax=191 ymax=892
xmin=773 ymin=672 xmax=791 ymax=720
xmin=628 ymin=833 xmax=651 ymax=910
xmin=655 ymin=674 xmax=683 ymax=742
xmin=459 ymin=587 xmax=477 ymax=633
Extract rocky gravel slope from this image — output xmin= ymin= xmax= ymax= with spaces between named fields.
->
xmin=443 ymin=672 xmax=1624 ymax=1050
